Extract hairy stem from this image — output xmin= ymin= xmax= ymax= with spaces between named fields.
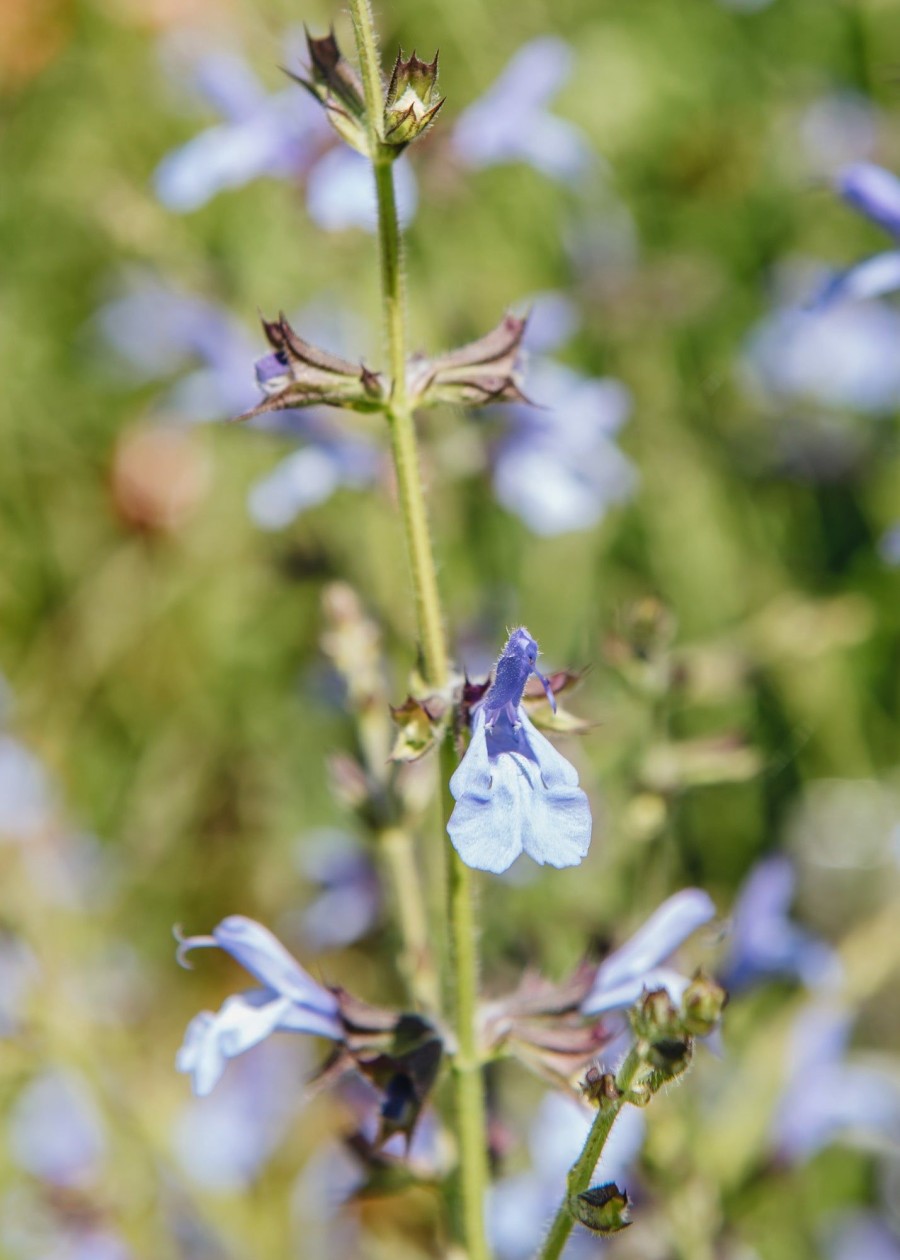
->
xmin=537 ymin=1046 xmax=645 ymax=1260
xmin=348 ymin=4 xmax=489 ymax=1255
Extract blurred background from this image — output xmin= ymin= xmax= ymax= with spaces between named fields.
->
xmin=2 ymin=0 xmax=900 ymax=1255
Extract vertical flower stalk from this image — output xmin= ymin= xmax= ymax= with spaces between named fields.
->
xmin=537 ymin=1046 xmax=645 ymax=1260
xmin=347 ymin=3 xmax=489 ymax=1255
xmin=350 ymin=0 xmax=447 ymax=689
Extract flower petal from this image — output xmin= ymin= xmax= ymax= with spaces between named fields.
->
xmin=582 ymin=965 xmax=692 ymax=1017
xmin=211 ymin=916 xmax=339 ymax=1015
xmin=838 ymin=162 xmax=900 ymax=237
xmin=814 ymin=250 xmax=900 ymax=307
xmin=587 ymin=889 xmax=716 ymax=998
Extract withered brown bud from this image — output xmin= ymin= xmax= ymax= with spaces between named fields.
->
xmin=287 ymin=29 xmax=369 ymax=155
xmin=406 ymin=313 xmax=529 ymax=409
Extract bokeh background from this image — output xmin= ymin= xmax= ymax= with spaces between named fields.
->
xmin=3 ymin=0 xmax=900 ymax=1256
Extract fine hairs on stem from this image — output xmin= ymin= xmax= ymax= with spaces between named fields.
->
xmin=347 ymin=1 xmax=490 ymax=1254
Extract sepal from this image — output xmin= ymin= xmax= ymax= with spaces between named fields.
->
xmin=288 ymin=29 xmax=369 ymax=155
xmin=407 ymin=313 xmax=528 ymax=408
xmin=384 ymin=50 xmax=444 ymax=148
xmin=238 ymin=313 xmax=385 ymax=420
xmin=570 ymin=1183 xmax=632 ymax=1235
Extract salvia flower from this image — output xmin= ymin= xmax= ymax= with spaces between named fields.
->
xmin=176 ymin=915 xmax=343 ymax=1096
xmin=494 ymin=359 xmax=637 ymax=536
xmin=720 ymin=855 xmax=840 ymax=993
xmin=452 ymin=37 xmax=592 ymax=182
xmin=447 ymin=628 xmax=592 ymax=873
xmin=581 ymin=888 xmax=717 ymax=1016
xmin=815 ymin=163 xmax=900 ymax=306
xmin=771 ymin=1001 xmax=900 ymax=1162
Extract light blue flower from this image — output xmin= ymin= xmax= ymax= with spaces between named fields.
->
xmin=772 ymin=1002 xmax=900 ymax=1162
xmin=154 ymin=41 xmax=330 ymax=213
xmin=815 ymin=163 xmax=900 ymax=306
xmin=581 ymin=888 xmax=717 ymax=1016
xmin=0 ymin=733 xmax=54 ymax=840
xmin=8 ymin=1068 xmax=106 ymax=1188
xmin=293 ymin=830 xmax=380 ymax=951
xmin=721 ymin=855 xmax=841 ymax=992
xmin=742 ymin=291 xmax=900 ymax=415
xmin=176 ymin=915 xmax=343 ymax=1097
xmin=494 ymin=359 xmax=636 ymax=536
xmin=305 ymin=147 xmax=418 ymax=233
xmin=447 ymin=628 xmax=591 ymax=874
xmin=879 ymin=523 xmax=900 ymax=566
xmin=826 ymin=1213 xmax=900 ymax=1260
xmin=172 ymin=1038 xmax=306 ymax=1190
xmin=452 ymin=37 xmax=593 ymax=181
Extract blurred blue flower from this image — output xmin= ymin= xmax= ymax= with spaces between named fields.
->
xmin=448 ymin=628 xmax=591 ymax=874
xmin=488 ymin=1092 xmax=645 ymax=1260
xmin=494 ymin=359 xmax=636 ymax=536
xmin=97 ymin=275 xmax=382 ymax=526
xmin=176 ymin=915 xmax=343 ymax=1096
xmin=0 ymin=933 xmax=39 ymax=1036
xmin=305 ymin=147 xmax=418 ymax=232
xmin=154 ymin=39 xmax=417 ymax=235
xmin=581 ymin=888 xmax=717 ymax=1016
xmin=825 ymin=1212 xmax=900 ymax=1260
xmin=96 ymin=273 xmax=259 ymax=419
xmin=798 ymin=93 xmax=879 ymax=179
xmin=0 ymin=734 xmax=54 ymax=840
xmin=721 ymin=855 xmax=841 ymax=992
xmin=742 ymin=295 xmax=900 ymax=415
xmin=8 ymin=1068 xmax=106 ymax=1188
xmin=293 ymin=830 xmax=380 ymax=951
xmin=154 ymin=41 xmax=329 ymax=212
xmin=172 ymin=1038 xmax=306 ymax=1190
xmin=452 ymin=37 xmax=593 ymax=181
xmin=772 ymin=1002 xmax=900 ymax=1162
xmin=879 ymin=523 xmax=900 ymax=567
xmin=815 ymin=163 xmax=900 ymax=305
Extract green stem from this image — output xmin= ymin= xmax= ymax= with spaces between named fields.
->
xmin=347 ymin=5 xmax=489 ymax=1256
xmin=380 ymin=825 xmax=440 ymax=1011
xmin=537 ymin=1047 xmax=645 ymax=1260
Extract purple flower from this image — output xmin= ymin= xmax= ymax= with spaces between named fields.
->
xmin=293 ymin=830 xmax=380 ymax=951
xmin=742 ymin=295 xmax=900 ymax=415
xmin=815 ymin=163 xmax=900 ymax=305
xmin=826 ymin=1213 xmax=900 ymax=1260
xmin=96 ymin=273 xmax=260 ymax=419
xmin=154 ymin=42 xmax=330 ymax=213
xmin=172 ymin=1038 xmax=306 ymax=1189
xmin=798 ymin=93 xmax=879 ymax=178
xmin=488 ymin=1093 xmax=645 ymax=1260
xmin=581 ymin=889 xmax=717 ymax=1016
xmin=0 ymin=734 xmax=54 ymax=841
xmin=772 ymin=1002 xmax=900 ymax=1162
xmin=8 ymin=1069 xmax=106 ymax=1188
xmin=448 ymin=628 xmax=591 ymax=874
xmin=154 ymin=39 xmax=418 ymax=234
xmin=305 ymin=147 xmax=418 ymax=233
xmin=494 ymin=360 xmax=636 ymax=536
xmin=176 ymin=915 xmax=343 ymax=1096
xmin=879 ymin=523 xmax=900 ymax=566
xmin=452 ymin=38 xmax=593 ymax=181
xmin=721 ymin=855 xmax=841 ymax=992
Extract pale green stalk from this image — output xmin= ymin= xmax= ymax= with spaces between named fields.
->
xmin=347 ymin=4 xmax=490 ymax=1255
xmin=536 ymin=1046 xmax=645 ymax=1260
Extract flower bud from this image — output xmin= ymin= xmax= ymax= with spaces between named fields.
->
xmin=681 ymin=969 xmax=728 ymax=1037
xmin=384 ymin=50 xmax=444 ymax=148
xmin=646 ymin=1036 xmax=693 ymax=1087
xmin=288 ymin=29 xmax=369 ymax=155
xmin=571 ymin=1183 xmax=632 ymax=1236
xmin=630 ymin=986 xmax=682 ymax=1041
